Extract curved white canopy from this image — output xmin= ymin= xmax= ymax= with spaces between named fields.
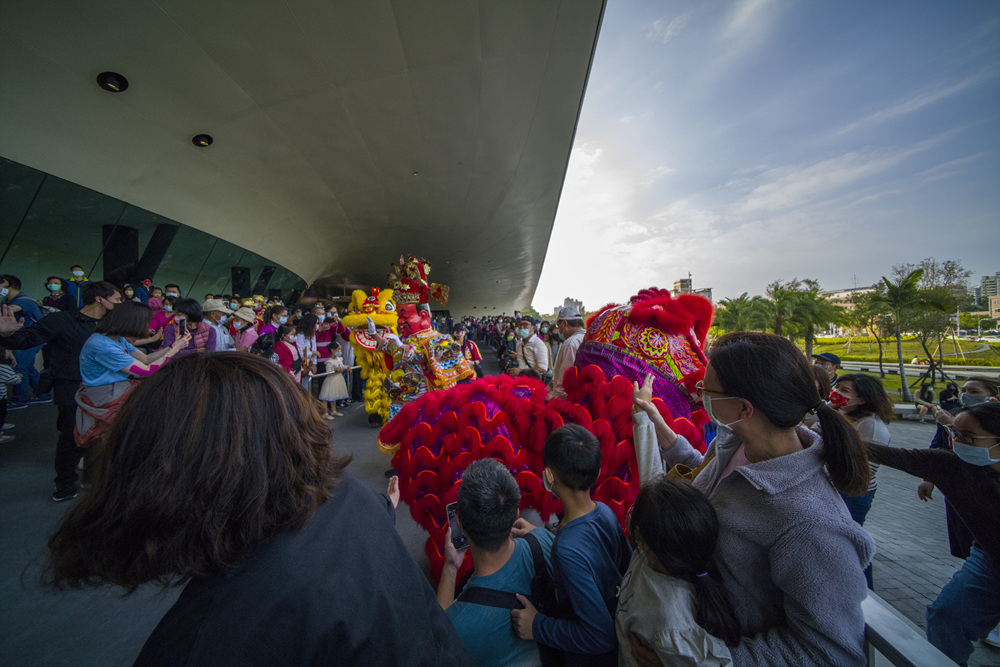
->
xmin=0 ymin=0 xmax=605 ymax=314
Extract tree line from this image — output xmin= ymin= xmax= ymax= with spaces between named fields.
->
xmin=713 ymin=258 xmax=993 ymax=402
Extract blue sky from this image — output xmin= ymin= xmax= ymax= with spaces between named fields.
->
xmin=532 ymin=0 xmax=999 ymax=312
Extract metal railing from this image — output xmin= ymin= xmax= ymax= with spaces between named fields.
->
xmin=862 ymin=591 xmax=955 ymax=666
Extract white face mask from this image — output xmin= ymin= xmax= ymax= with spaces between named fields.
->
xmin=219 ymin=315 xmax=229 ymax=324
xmin=952 ymin=441 xmax=1000 ymax=466
xmin=702 ymin=394 xmax=743 ymax=435
xmin=278 ymin=316 xmax=288 ymax=324
xmin=71 ymin=270 xmax=84 ymax=278
xmin=165 ymin=292 xmax=178 ymax=298
xmin=316 ymin=314 xmax=326 ymax=322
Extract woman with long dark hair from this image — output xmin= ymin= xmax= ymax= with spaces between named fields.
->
xmin=829 ymin=373 xmax=894 ymax=589
xmin=258 ymin=304 xmax=288 ymax=336
xmin=48 ymin=353 xmax=471 ymax=665
xmin=865 ymin=401 xmax=1000 ymax=665
xmin=631 ymin=332 xmax=873 ymax=665
xmin=617 ymin=477 xmax=738 ymax=666
xmin=75 ymin=301 xmax=190 ymax=448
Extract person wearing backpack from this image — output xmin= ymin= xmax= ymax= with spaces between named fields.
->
xmin=510 ymin=424 xmax=632 ymax=666
xmin=436 ymin=458 xmax=555 ymax=667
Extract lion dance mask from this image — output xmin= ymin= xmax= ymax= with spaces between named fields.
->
xmin=340 ymin=288 xmax=399 ymax=426
xmin=378 ymin=287 xmax=715 ymax=578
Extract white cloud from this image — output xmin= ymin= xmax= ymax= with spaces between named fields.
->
xmin=645 ymin=14 xmax=691 ymax=44
xmin=718 ymin=0 xmax=782 ymax=47
xmin=836 ymin=73 xmax=995 ymax=135
xmin=636 ymin=165 xmax=677 ymax=188
xmin=918 ymin=153 xmax=986 ymax=183
xmin=735 ymin=148 xmax=915 ymax=213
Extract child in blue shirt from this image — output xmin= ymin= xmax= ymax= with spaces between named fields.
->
xmin=511 ymin=424 xmax=631 ymax=666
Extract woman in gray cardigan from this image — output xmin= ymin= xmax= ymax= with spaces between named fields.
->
xmin=630 ymin=332 xmax=874 ymax=666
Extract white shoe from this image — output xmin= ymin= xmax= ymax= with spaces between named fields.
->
xmin=323 ymin=413 xmax=335 ymax=420
xmin=983 ymin=624 xmax=1000 ymax=648
xmin=1 ymin=423 xmax=13 ymax=430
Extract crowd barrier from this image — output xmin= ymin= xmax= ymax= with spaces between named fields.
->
xmin=863 ymin=591 xmax=955 ymax=666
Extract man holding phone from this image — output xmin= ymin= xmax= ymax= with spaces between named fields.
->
xmin=435 ymin=459 xmax=554 ymax=667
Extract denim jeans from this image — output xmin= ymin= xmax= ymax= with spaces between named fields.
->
xmin=841 ymin=489 xmax=876 ymax=589
xmin=926 ymin=547 xmax=1000 ymax=665
xmin=11 ymin=344 xmax=42 ymax=403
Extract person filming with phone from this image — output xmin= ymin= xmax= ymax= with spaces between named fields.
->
xmin=436 ymin=459 xmax=555 ymax=667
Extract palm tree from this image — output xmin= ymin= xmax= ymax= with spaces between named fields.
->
xmin=871 ymin=269 xmax=923 ymax=401
xmin=714 ymin=293 xmax=757 ymax=333
xmin=848 ymin=290 xmax=889 ymax=377
xmin=757 ymin=280 xmax=801 ymax=338
xmin=791 ymin=279 xmax=841 ymax=358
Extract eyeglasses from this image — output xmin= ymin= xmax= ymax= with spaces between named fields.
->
xmin=695 ymin=380 xmax=728 ymax=396
xmin=944 ymin=425 xmax=999 ymax=445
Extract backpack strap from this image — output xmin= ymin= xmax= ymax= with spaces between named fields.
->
xmin=524 ymin=531 xmax=546 ymax=578
xmin=457 ymin=586 xmax=524 ymax=609
xmin=456 ymin=534 xmax=545 ymax=610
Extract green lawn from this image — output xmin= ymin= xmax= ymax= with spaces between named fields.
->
xmin=808 ymin=337 xmax=998 ymax=363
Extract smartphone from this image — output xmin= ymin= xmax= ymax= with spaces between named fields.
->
xmin=384 ymin=468 xmax=398 ymax=479
xmin=446 ymin=501 xmax=469 ymax=550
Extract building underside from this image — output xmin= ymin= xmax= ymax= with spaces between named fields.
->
xmin=0 ymin=0 xmax=606 ymax=314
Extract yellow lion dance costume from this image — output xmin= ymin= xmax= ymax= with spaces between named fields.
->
xmin=340 ymin=288 xmax=399 ymax=426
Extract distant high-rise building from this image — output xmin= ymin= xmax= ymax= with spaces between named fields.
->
xmin=671 ymin=275 xmax=712 ymax=302
xmin=556 ymin=297 xmax=584 ymax=314
xmin=981 ymin=272 xmax=1000 ymax=299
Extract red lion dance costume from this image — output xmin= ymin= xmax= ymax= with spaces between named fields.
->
xmin=378 ymin=287 xmax=714 ymax=579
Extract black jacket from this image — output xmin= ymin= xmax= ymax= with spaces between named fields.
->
xmin=135 ymin=475 xmax=473 ymax=666
xmin=2 ymin=308 xmax=99 ymax=384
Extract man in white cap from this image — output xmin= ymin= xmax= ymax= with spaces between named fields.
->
xmin=202 ymin=298 xmax=235 ymax=352
xmin=547 ymin=307 xmax=586 ymax=400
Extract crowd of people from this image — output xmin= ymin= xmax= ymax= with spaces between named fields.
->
xmin=1 ymin=267 xmax=997 ymax=665
xmin=0 ymin=267 xmax=360 ymax=501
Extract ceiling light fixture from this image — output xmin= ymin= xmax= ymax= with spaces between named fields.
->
xmin=96 ymin=71 xmax=128 ymax=92
xmin=192 ymin=134 xmax=213 ymax=147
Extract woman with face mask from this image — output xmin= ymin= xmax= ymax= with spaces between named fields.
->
xmin=162 ymin=298 xmax=216 ymax=357
xmin=231 ymin=307 xmax=260 ymax=352
xmin=829 ymin=374 xmax=894 ymax=589
xmin=865 ymin=401 xmax=1000 ymax=665
xmin=630 ymin=332 xmax=873 ymax=666
xmin=42 ymin=276 xmax=74 ymax=311
xmin=918 ymin=376 xmax=1000 ymax=566
xmin=258 ymin=306 xmax=288 ymax=337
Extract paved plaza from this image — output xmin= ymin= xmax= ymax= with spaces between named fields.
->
xmin=1 ymin=360 xmax=998 ymax=665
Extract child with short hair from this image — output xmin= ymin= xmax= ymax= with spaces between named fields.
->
xmin=510 ymin=424 xmax=632 ymax=666
xmin=617 ymin=477 xmax=738 ymax=666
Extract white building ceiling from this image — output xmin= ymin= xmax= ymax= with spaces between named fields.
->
xmin=0 ymin=0 xmax=605 ymax=314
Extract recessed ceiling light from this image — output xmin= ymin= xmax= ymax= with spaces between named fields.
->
xmin=192 ymin=134 xmax=213 ymax=147
xmin=96 ymin=71 xmax=128 ymax=92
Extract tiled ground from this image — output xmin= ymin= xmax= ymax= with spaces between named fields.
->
xmin=2 ymin=361 xmax=997 ymax=665
xmin=865 ymin=419 xmax=998 ymax=666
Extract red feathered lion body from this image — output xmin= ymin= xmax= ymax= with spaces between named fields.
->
xmin=378 ymin=288 xmax=714 ymax=579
